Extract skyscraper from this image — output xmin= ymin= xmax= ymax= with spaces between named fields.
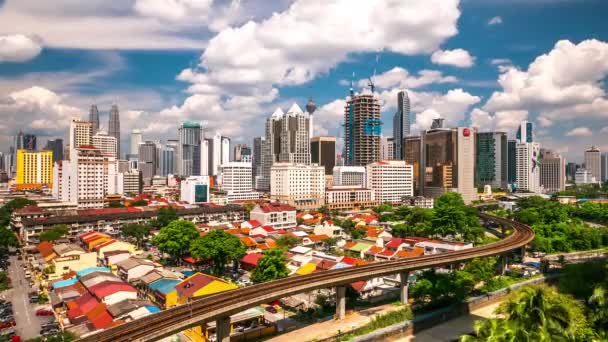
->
xmin=584 ymin=146 xmax=601 ymax=182
xmin=475 ymin=132 xmax=508 ymax=189
xmin=253 ymin=137 xmax=264 ymax=188
xmin=130 ymin=129 xmax=142 ymax=156
xmin=258 ymin=104 xmax=311 ymax=191
xmin=15 ymin=150 xmax=53 ymax=190
xmin=392 ymin=90 xmax=410 ymax=159
xmin=177 ymin=122 xmax=203 ymax=177
xmin=601 ymin=153 xmax=608 ymax=182
xmin=566 ymin=162 xmax=579 ymax=182
xmin=44 ymin=139 xmax=63 ymax=162
xmin=507 ymin=140 xmax=517 ymax=185
xmin=69 ymin=119 xmax=93 ymax=156
xmin=311 ymin=136 xmax=336 ymax=175
xmin=204 ymin=132 xmax=230 ymax=177
xmin=159 ymin=143 xmax=176 ymax=176
xmin=139 ymin=141 xmax=158 ymax=182
xmin=539 ymin=149 xmax=566 ymax=193
xmin=89 ymin=105 xmax=100 ymax=134
xmin=515 ymin=121 xmax=541 ymax=193
xmin=344 ymin=92 xmax=382 ymax=166
xmin=516 ymin=120 xmax=534 ymax=143
xmin=108 ymin=104 xmax=121 ymax=159
xmin=233 ymin=144 xmax=252 ymax=162
xmin=381 ymin=136 xmax=394 ymax=161
xmin=92 ymin=131 xmax=117 ymax=159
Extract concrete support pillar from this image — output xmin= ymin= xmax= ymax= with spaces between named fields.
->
xmin=520 ymin=246 xmax=526 ymax=259
xmin=500 ymin=255 xmax=507 ymax=276
xmin=399 ymin=271 xmax=410 ymax=305
xmin=335 ymin=286 xmax=346 ymax=320
xmin=216 ymin=316 xmax=231 ymax=342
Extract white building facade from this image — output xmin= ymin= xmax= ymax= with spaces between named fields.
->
xmin=219 ymin=162 xmax=260 ymax=201
xmin=332 ymin=166 xmax=366 ymax=187
xmin=516 ymin=142 xmax=541 ymax=193
xmin=270 ymin=163 xmax=324 ymax=210
xmin=180 ymin=176 xmax=210 ymax=204
xmin=366 ymin=160 xmax=413 ymax=204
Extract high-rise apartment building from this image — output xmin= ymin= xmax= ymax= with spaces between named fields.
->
xmin=177 ymin=122 xmax=203 ymax=177
xmin=404 ymin=136 xmax=422 ymax=195
xmin=270 ymin=163 xmax=325 ymax=210
xmin=366 ymin=160 xmax=413 ymax=204
xmin=108 ymin=104 xmax=121 ymax=159
xmin=311 ymin=136 xmax=336 ymax=175
xmin=138 ymin=141 xmax=158 ymax=182
xmin=130 ymin=129 xmax=142 ymax=156
xmin=392 ymin=90 xmax=410 ymax=159
xmin=344 ymin=93 xmax=382 ymax=166
xmin=584 ymin=146 xmax=601 ymax=182
xmin=69 ymin=119 xmax=93 ymax=157
xmin=516 ymin=120 xmax=534 ymax=143
xmin=253 ymin=137 xmax=264 ymax=187
xmin=539 ymin=149 xmax=566 ymax=193
xmin=601 ymin=153 xmax=608 ymax=182
xmin=15 ymin=150 xmax=53 ymax=190
xmin=507 ymin=140 xmax=517 ymax=185
xmin=92 ymin=131 xmax=118 ymax=159
xmin=421 ymin=127 xmax=477 ymax=203
xmin=233 ymin=144 xmax=252 ymax=162
xmin=475 ymin=132 xmax=508 ymax=189
xmin=515 ymin=142 xmax=541 ymax=193
xmin=575 ymin=169 xmax=598 ymax=184
xmin=566 ymin=162 xmax=579 ymax=182
xmin=45 ymin=139 xmax=63 ymax=162
xmin=89 ymin=105 xmax=100 ymax=134
xmin=54 ymin=146 xmax=105 ymax=208
xmin=159 ymin=143 xmax=176 ymax=176
xmin=219 ymin=162 xmax=260 ymax=201
xmin=332 ymin=166 xmax=366 ymax=187
xmin=118 ymin=171 xmax=142 ymax=195
xmin=204 ymin=132 xmax=230 ymax=177
xmin=381 ymin=137 xmax=394 ymax=161
xmin=258 ymin=104 xmax=311 ymax=191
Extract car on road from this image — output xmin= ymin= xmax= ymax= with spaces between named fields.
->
xmin=0 ymin=321 xmax=16 ymax=329
xmin=28 ymin=297 xmax=39 ymax=303
xmin=36 ymin=309 xmax=54 ymax=316
xmin=40 ymin=328 xmax=59 ymax=336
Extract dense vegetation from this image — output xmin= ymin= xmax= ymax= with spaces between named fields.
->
xmin=555 ymin=182 xmax=608 ymax=199
xmin=513 ymin=196 xmax=608 ymax=253
xmin=39 ymin=224 xmax=69 ymax=242
xmin=251 ymin=248 xmax=289 ymax=283
xmin=190 ymin=230 xmax=246 ymax=275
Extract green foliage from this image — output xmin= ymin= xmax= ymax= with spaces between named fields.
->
xmin=152 ymin=220 xmax=199 ymax=261
xmin=555 ymin=183 xmax=608 ymax=199
xmin=275 ymin=235 xmax=300 ymax=249
xmin=129 ymin=199 xmax=148 ymax=207
xmin=463 ymin=257 xmax=497 ymax=283
xmin=0 ymin=227 xmax=19 ymax=249
xmin=461 ymin=285 xmax=594 ymax=341
xmin=189 ymin=229 xmax=246 ymax=275
xmin=336 ymin=307 xmax=413 ymax=341
xmin=107 ymin=201 xmax=125 ymax=208
xmin=0 ymin=197 xmax=36 ymax=228
xmin=0 ymin=272 xmax=10 ymax=291
xmin=26 ymin=331 xmax=77 ymax=342
xmin=243 ymin=202 xmax=256 ymax=214
xmin=410 ymin=269 xmax=474 ymax=307
xmin=39 ymin=224 xmax=69 ymax=241
xmin=572 ymin=201 xmax=608 ymax=224
xmin=431 ymin=193 xmax=484 ymax=241
xmin=122 ymin=223 xmax=152 ymax=247
xmin=151 ymin=207 xmax=179 ymax=229
xmin=559 ymin=261 xmax=608 ymax=299
xmin=350 ymin=227 xmax=366 ymax=240
xmin=372 ymin=202 xmax=393 ymax=214
xmin=251 ymin=249 xmax=289 ymax=283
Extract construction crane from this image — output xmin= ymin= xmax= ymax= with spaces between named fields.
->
xmin=367 ymin=52 xmax=381 ymax=94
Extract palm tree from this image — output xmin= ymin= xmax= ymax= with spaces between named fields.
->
xmin=459 ymin=319 xmax=526 ymax=342
xmin=589 ymin=286 xmax=608 ymax=333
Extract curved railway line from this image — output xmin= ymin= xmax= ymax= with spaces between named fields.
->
xmin=76 ymin=213 xmax=534 ymax=342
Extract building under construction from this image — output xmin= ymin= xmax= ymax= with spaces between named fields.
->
xmin=343 ymin=93 xmax=382 ymax=166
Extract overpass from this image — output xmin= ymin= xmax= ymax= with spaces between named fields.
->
xmin=76 ymin=213 xmax=533 ymax=342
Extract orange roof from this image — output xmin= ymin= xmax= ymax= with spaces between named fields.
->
xmin=364 ymin=246 xmax=383 ymax=255
xmin=94 ymin=239 xmax=117 ymax=251
xmin=266 ymin=239 xmax=277 ymax=248
xmin=37 ymin=241 xmax=54 ymax=257
xmin=308 ymin=234 xmax=330 ymax=242
xmin=396 ymin=247 xmax=425 ymax=258
xmin=226 ymin=228 xmax=242 ymax=235
xmin=240 ymin=228 xmax=250 ymax=235
xmin=343 ymin=242 xmax=357 ymax=249
xmin=240 ymin=237 xmax=257 ymax=247
xmin=350 ymin=281 xmax=366 ymax=292
xmin=366 ymin=228 xmax=381 ymax=238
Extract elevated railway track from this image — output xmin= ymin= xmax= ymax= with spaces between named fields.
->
xmin=77 ymin=213 xmax=533 ymax=342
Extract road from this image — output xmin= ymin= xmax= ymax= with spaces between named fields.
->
xmin=7 ymin=255 xmax=47 ymax=339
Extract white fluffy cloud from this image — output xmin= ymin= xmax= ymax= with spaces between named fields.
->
xmin=487 ymin=16 xmax=503 ymax=25
xmin=134 ymin=0 xmax=214 ymax=21
xmin=0 ymin=34 xmax=42 ymax=62
xmin=566 ymin=127 xmax=593 ymax=137
xmin=356 ymin=67 xmax=457 ymax=90
xmin=484 ymin=39 xmax=608 ymax=123
xmin=408 ymin=89 xmax=481 ymax=132
xmin=470 ymin=108 xmax=528 ymax=134
xmin=601 ymin=127 xmax=608 ymax=134
xmin=431 ymin=49 xmax=475 ymax=68
xmin=490 ymin=58 xmax=511 ymax=65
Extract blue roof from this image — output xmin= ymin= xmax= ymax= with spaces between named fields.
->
xmin=145 ymin=306 xmax=161 ymax=313
xmin=76 ymin=267 xmax=111 ymax=277
xmin=182 ymin=270 xmax=195 ymax=277
xmin=149 ymin=279 xmax=180 ymax=294
xmin=330 ymin=262 xmax=352 ymax=270
xmin=52 ymin=277 xmax=78 ymax=289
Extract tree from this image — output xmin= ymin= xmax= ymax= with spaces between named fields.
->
xmin=190 ymin=230 xmax=246 ymax=275
xmin=39 ymin=224 xmax=69 ymax=242
xmin=251 ymin=248 xmax=289 ymax=283
xmin=373 ymin=202 xmax=393 ymax=214
xmin=129 ymin=199 xmax=148 ymax=207
xmin=350 ymin=227 xmax=366 ymax=240
xmin=122 ymin=223 xmax=152 ymax=247
xmin=151 ymin=207 xmax=179 ymax=229
xmin=463 ymin=257 xmax=497 ymax=283
xmin=431 ymin=192 xmax=468 ymax=237
xmin=26 ymin=331 xmax=77 ymax=342
xmin=152 ymin=220 xmax=199 ymax=262
xmin=276 ymin=235 xmax=300 ymax=249
xmin=0 ymin=197 xmax=36 ymax=228
xmin=107 ymin=201 xmax=125 ymax=208
xmin=0 ymin=227 xmax=18 ymax=249
xmin=243 ymin=202 xmax=256 ymax=215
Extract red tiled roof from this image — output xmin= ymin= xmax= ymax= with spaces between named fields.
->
xmin=308 ymin=234 xmax=330 ymax=242
xmin=341 ymin=257 xmax=363 ymax=265
xmin=85 ymin=302 xmax=107 ymax=321
xmin=90 ymin=310 xmax=113 ymax=330
xmin=14 ymin=205 xmax=43 ymax=214
xmin=258 ymin=203 xmax=296 ymax=213
xmin=67 ymin=308 xmax=83 ymax=319
xmin=182 ymin=256 xmax=200 ymax=264
xmin=75 ymin=293 xmax=99 ymax=314
xmin=247 ymin=220 xmax=261 ymax=227
xmin=261 ymin=226 xmax=275 ymax=232
xmin=79 ymin=231 xmax=98 ymax=240
xmin=175 ymin=273 xmax=216 ymax=298
xmin=94 ymin=239 xmax=117 ymax=251
xmin=88 ymin=281 xmax=137 ymax=299
xmin=315 ymin=260 xmax=337 ymax=270
xmin=350 ymin=281 xmax=366 ymax=292
xmin=226 ymin=228 xmax=242 ymax=235
xmin=385 ymin=238 xmax=404 ymax=249
xmin=343 ymin=242 xmax=357 ymax=249
xmin=241 ymin=253 xmax=263 ymax=266
xmin=378 ymin=250 xmax=396 ymax=257
xmin=37 ymin=241 xmax=54 ymax=257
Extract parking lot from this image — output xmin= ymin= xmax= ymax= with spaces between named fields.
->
xmin=6 ymin=254 xmax=56 ymax=339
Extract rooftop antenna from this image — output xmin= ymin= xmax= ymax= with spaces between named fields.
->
xmin=349 ymin=72 xmax=355 ymax=96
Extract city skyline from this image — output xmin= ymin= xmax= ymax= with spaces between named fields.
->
xmin=1 ymin=1 xmax=607 ymax=163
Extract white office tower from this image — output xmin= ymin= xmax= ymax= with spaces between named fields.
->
xmin=516 ymin=142 xmax=541 ymax=193
xmin=539 ymin=149 xmax=566 ymax=193
xmin=92 ymin=130 xmax=118 ymax=159
xmin=258 ymin=104 xmax=311 ymax=191
xmin=180 ymin=176 xmax=210 ymax=204
xmin=203 ymin=132 xmax=230 ymax=177
xmin=332 ymin=166 xmax=366 ymax=187
xmin=270 ymin=163 xmax=324 ymax=210
xmin=118 ymin=171 xmax=141 ymax=195
xmin=381 ymin=136 xmax=394 ymax=160
xmin=366 ymin=160 xmax=413 ymax=204
xmin=219 ymin=162 xmax=260 ymax=202
xmin=69 ymin=119 xmax=93 ymax=159
xmin=130 ymin=129 xmax=143 ymax=156
xmin=575 ymin=169 xmax=599 ymax=184
xmin=55 ymin=146 xmax=105 ymax=208
xmin=584 ymin=146 xmax=601 ymax=182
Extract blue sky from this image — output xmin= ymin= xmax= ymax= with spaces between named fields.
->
xmin=0 ymin=0 xmax=607 ymax=162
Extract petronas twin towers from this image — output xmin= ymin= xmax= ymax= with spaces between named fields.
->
xmin=89 ymin=104 xmax=121 ymax=158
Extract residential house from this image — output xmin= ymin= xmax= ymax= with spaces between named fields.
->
xmin=88 ymin=280 xmax=138 ymax=305
xmin=116 ymin=257 xmax=158 ymax=283
xmin=249 ymin=203 xmax=297 ymax=230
